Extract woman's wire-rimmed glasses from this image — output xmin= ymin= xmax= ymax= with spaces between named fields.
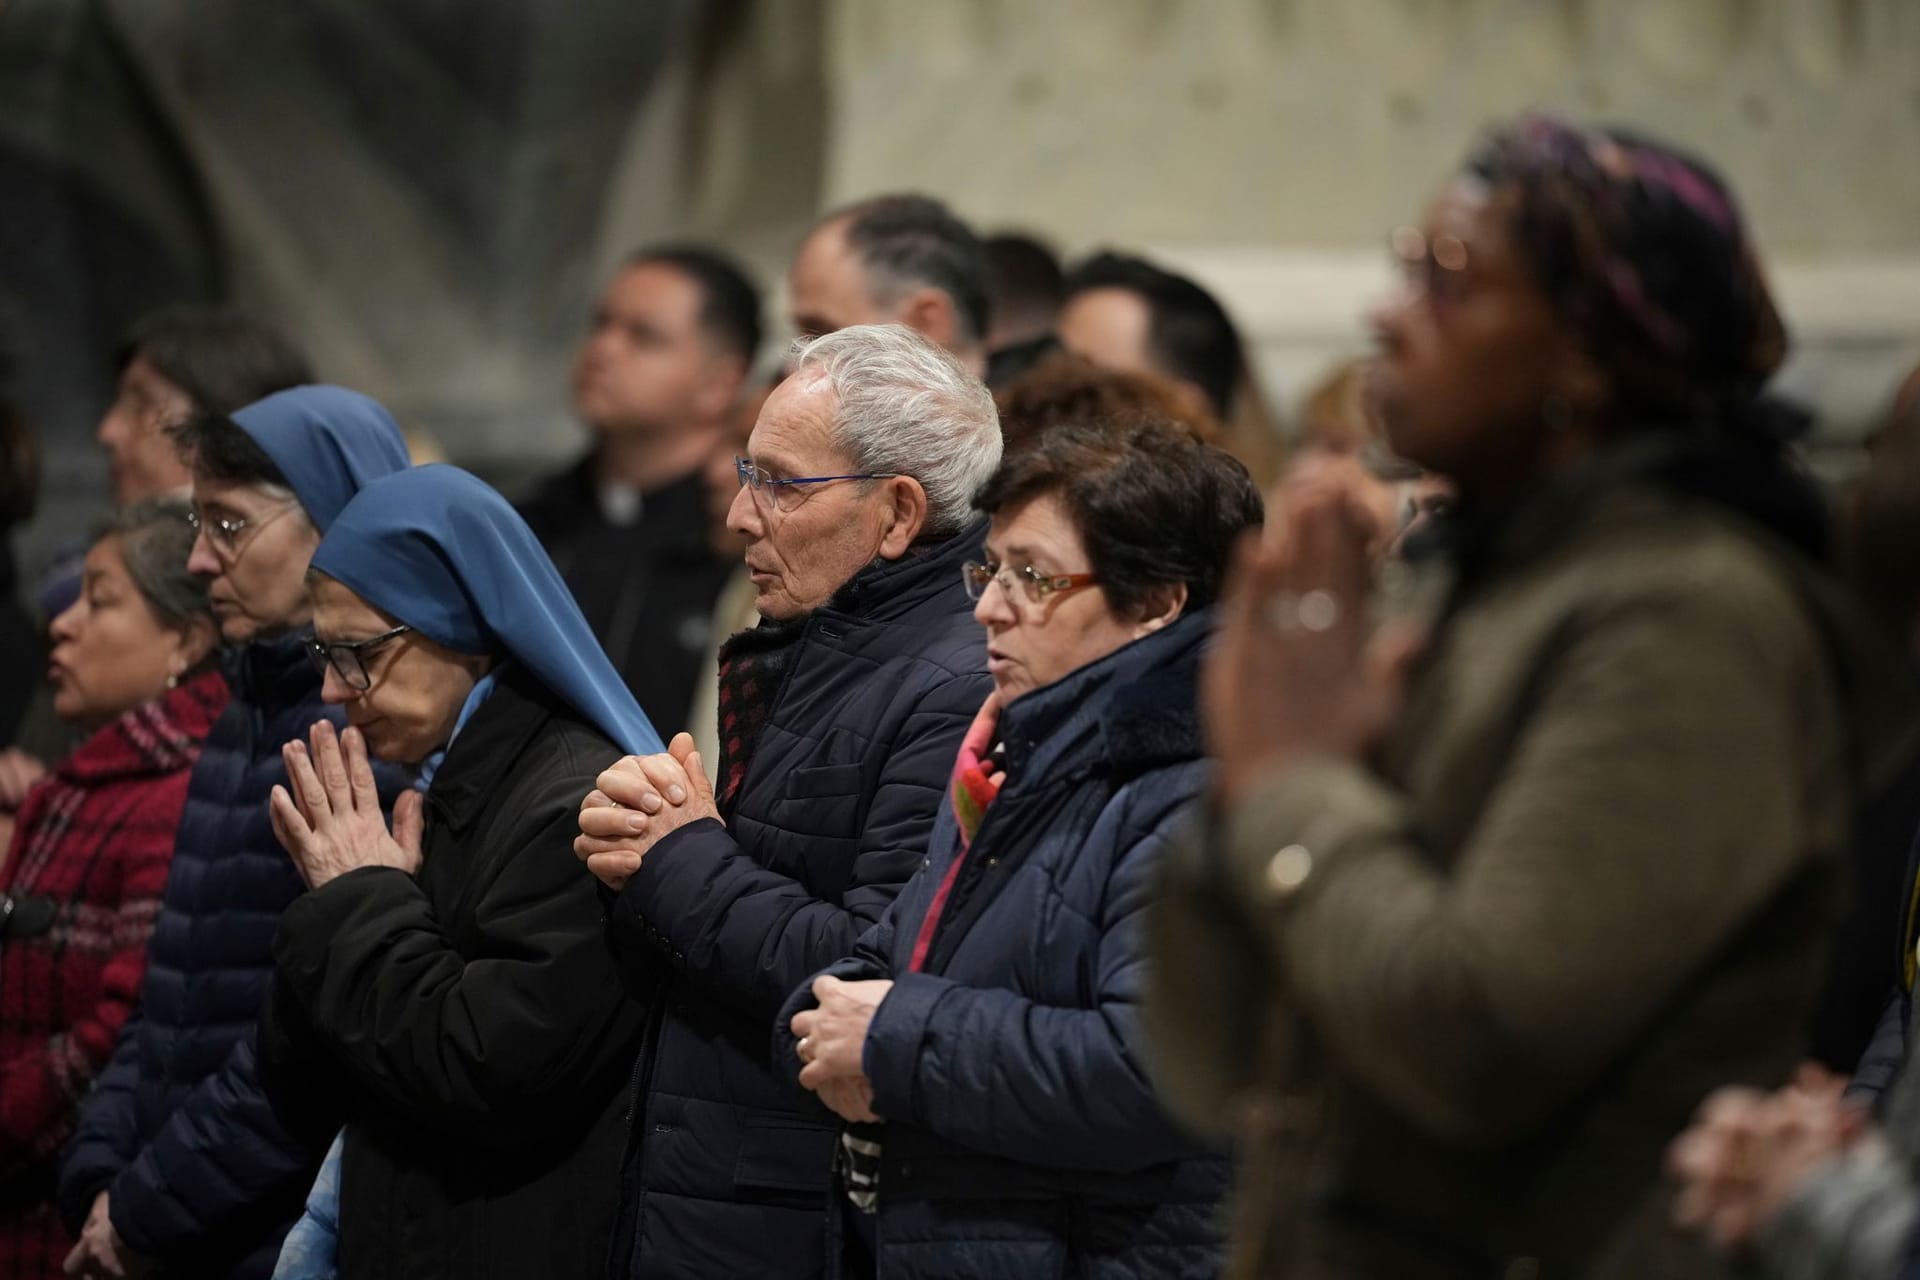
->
xmin=735 ymin=457 xmax=899 ymax=513
xmin=186 ymin=501 xmax=299 ymax=562
xmin=962 ymin=559 xmax=1099 ymax=604
xmin=305 ymin=624 xmax=414 ymax=692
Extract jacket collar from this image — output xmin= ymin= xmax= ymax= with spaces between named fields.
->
xmin=1433 ymin=431 xmax=1830 ymax=608
xmin=817 ymin=517 xmax=987 ymax=625
xmin=422 ymin=666 xmax=554 ymax=836
xmin=222 ymin=630 xmax=323 ymax=711
xmin=1431 ymin=433 xmax=1920 ymax=800
xmin=531 ymin=453 xmax=712 ymax=535
xmin=994 ymin=608 xmax=1210 ymax=788
xmin=59 ymin=667 xmax=227 ymax=783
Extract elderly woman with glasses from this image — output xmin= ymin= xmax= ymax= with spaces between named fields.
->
xmin=770 ymin=418 xmax=1261 ymax=1279
xmin=255 ymin=463 xmax=662 ymax=1280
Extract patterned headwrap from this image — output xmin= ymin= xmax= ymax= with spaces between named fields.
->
xmin=1466 ymin=113 xmax=1790 ymax=434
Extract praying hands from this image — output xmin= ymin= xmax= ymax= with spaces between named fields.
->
xmin=1204 ymin=470 xmax=1422 ymax=805
xmin=1668 ymin=1064 xmax=1868 ymax=1254
xmin=268 ymin=721 xmax=423 ymax=890
xmin=575 ymin=732 xmax=721 ymax=892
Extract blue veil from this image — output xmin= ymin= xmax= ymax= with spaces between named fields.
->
xmin=233 ymin=386 xmax=412 ymax=532
xmin=311 ymin=464 xmax=663 ymax=755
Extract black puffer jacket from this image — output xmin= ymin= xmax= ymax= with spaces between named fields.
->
xmin=776 ymin=612 xmax=1231 ymax=1279
xmin=606 ymin=523 xmax=990 ymax=1279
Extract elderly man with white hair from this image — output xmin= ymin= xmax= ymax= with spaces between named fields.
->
xmin=575 ymin=323 xmax=1001 ymax=1279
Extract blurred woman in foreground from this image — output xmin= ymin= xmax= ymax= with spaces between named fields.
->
xmin=1149 ymin=114 xmax=1905 ymax=1279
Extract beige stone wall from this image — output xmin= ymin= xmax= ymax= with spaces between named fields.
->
xmin=823 ymin=0 xmax=1920 ymax=251
xmin=8 ymin=0 xmax=1913 ymax=478
xmin=801 ymin=0 xmax=1920 ymax=442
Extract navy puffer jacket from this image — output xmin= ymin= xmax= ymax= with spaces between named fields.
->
xmin=58 ymin=635 xmax=401 ymax=1279
xmin=775 ymin=612 xmax=1231 ymax=1280
xmin=607 ymin=522 xmax=990 ymax=1279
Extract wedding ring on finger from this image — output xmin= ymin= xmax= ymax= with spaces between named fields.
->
xmin=1266 ymin=589 xmax=1340 ymax=634
xmin=797 ymin=1036 xmax=812 ymax=1061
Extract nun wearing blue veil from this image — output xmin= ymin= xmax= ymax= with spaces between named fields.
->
xmin=253 ymin=465 xmax=660 ymax=1280
xmin=59 ymin=386 xmax=411 ymax=1280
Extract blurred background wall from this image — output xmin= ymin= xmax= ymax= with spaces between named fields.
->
xmin=3 ymin=0 xmax=1917 ymax=572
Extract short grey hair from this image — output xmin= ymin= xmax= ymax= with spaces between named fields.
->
xmin=831 ymin=195 xmax=991 ymax=347
xmin=788 ymin=324 xmax=1002 ymax=537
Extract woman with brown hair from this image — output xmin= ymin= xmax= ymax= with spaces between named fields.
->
xmin=778 ymin=419 xmax=1261 ymax=1278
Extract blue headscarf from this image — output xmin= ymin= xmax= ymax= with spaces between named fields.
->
xmin=233 ymin=386 xmax=412 ymax=532
xmin=311 ymin=464 xmax=663 ymax=756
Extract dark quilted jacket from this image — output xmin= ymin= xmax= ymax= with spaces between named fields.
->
xmin=58 ymin=634 xmax=401 ymax=1280
xmin=606 ymin=522 xmax=991 ymax=1279
xmin=774 ymin=611 xmax=1231 ymax=1280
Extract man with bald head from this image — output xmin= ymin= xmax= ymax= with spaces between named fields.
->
xmin=788 ymin=194 xmax=992 ymax=378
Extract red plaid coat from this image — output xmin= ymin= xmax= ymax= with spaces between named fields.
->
xmin=0 ymin=669 xmax=225 ymax=1278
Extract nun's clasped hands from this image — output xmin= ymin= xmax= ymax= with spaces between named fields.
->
xmin=575 ymin=732 xmax=720 ymax=893
xmin=270 ymin=721 xmax=425 ymax=889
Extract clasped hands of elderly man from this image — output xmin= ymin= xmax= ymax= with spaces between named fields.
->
xmin=573 ymin=732 xmax=889 ymax=1125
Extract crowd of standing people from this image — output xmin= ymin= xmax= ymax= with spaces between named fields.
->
xmin=0 ymin=110 xmax=1918 ymax=1280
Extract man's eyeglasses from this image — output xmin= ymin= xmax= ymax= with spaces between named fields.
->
xmin=187 ymin=501 xmax=298 ymax=560
xmin=962 ymin=560 xmax=1099 ymax=605
xmin=305 ymin=624 xmax=414 ymax=693
xmin=735 ymin=457 xmax=899 ymax=513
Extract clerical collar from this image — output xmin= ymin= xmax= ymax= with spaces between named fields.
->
xmin=597 ymin=482 xmax=643 ymax=527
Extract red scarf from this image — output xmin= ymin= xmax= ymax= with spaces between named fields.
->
xmin=907 ymin=693 xmax=1003 ymax=973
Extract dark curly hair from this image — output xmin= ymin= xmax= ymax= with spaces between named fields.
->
xmin=1464 ymin=113 xmax=1787 ymax=433
xmin=117 ymin=305 xmax=311 ymax=417
xmin=994 ymin=351 xmax=1218 ymax=455
xmin=974 ymin=417 xmax=1262 ymax=616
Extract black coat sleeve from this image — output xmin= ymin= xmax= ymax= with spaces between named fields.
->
xmin=264 ymin=764 xmax=645 ymax=1152
xmin=104 ymin=1034 xmax=326 ymax=1256
xmin=1848 ymin=989 xmax=1911 ymax=1108
xmin=769 ymin=909 xmax=899 ymax=1099
xmin=859 ymin=799 xmax=1214 ymax=1173
xmin=55 ymin=1009 xmax=145 ymax=1231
